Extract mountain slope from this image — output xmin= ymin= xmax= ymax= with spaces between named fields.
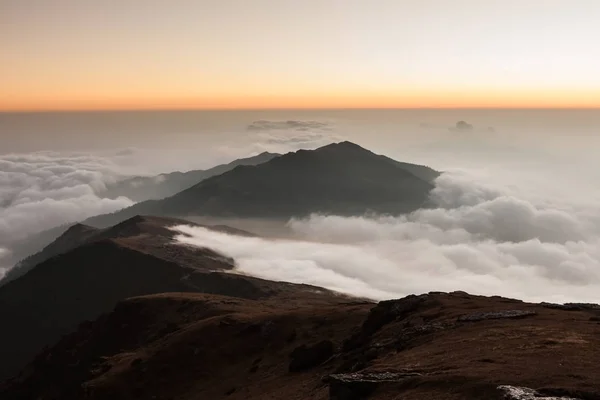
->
xmin=3 ymin=291 xmax=599 ymax=400
xmin=0 ymin=215 xmax=341 ymax=381
xmin=86 ymin=142 xmax=439 ymax=228
xmin=0 ymin=215 xmax=252 ymax=287
xmin=102 ymin=152 xmax=280 ymax=201
xmin=0 ymin=153 xmax=279 ymax=285
xmin=0 ymin=223 xmax=98 ymax=286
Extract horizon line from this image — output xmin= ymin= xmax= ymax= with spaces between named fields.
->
xmin=3 ymin=106 xmax=600 ymax=114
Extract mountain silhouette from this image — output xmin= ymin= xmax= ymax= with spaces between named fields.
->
xmin=0 ymin=152 xmax=279 ymax=286
xmin=86 ymin=142 xmax=439 ymax=228
xmin=102 ymin=152 xmax=280 ymax=201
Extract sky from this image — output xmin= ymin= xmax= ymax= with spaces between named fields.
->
xmin=2 ymin=0 xmax=600 ymax=110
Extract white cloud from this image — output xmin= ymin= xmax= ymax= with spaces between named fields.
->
xmin=0 ymin=151 xmax=137 ymax=270
xmin=0 ymin=247 xmax=10 ymax=280
xmin=0 ymin=129 xmax=350 ymax=276
xmin=218 ymin=120 xmax=345 ymax=157
xmin=247 ymin=120 xmax=331 ymax=132
xmin=172 ymin=170 xmax=600 ymax=304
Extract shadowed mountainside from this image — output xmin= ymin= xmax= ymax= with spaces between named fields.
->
xmin=0 ymin=215 xmax=343 ymax=381
xmin=1 ymin=215 xmax=253 ymax=287
xmin=2 ymin=291 xmax=599 ymax=400
xmin=86 ymin=142 xmax=440 ymax=228
xmin=102 ymin=152 xmax=280 ymax=201
xmin=0 ymin=152 xmax=279 ymax=286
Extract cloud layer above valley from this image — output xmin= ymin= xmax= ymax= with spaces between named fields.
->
xmin=173 ymin=170 xmax=600 ymax=304
xmin=0 ymin=128 xmax=346 ymax=277
xmin=0 ymin=151 xmax=137 ymax=275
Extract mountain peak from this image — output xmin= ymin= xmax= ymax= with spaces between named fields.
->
xmin=315 ymin=141 xmax=367 ymax=152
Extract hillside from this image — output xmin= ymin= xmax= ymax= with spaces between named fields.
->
xmin=86 ymin=142 xmax=440 ymax=228
xmin=0 ymin=215 xmax=253 ymax=287
xmin=102 ymin=152 xmax=280 ymax=201
xmin=2 ymin=291 xmax=599 ymax=399
xmin=0 ymin=215 xmax=342 ymax=381
xmin=0 ymin=153 xmax=279 ymax=286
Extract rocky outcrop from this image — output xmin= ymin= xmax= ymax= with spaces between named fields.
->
xmin=498 ymin=385 xmax=581 ymax=400
xmin=327 ymin=372 xmax=422 ymax=400
xmin=458 ymin=310 xmax=537 ymax=322
xmin=343 ymin=294 xmax=428 ymax=351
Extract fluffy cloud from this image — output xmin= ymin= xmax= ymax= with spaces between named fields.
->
xmin=173 ymin=170 xmax=600 ymax=303
xmin=0 ymin=129 xmax=349 ymax=275
xmin=0 ymin=151 xmax=136 ymax=270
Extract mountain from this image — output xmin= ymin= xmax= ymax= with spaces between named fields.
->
xmin=0 ymin=224 xmax=75 ymax=286
xmin=0 ymin=215 xmax=342 ymax=381
xmin=102 ymin=152 xmax=280 ymax=201
xmin=2 ymin=291 xmax=599 ymax=399
xmin=85 ymin=142 xmax=440 ymax=228
xmin=1 ymin=215 xmax=254 ymax=287
xmin=0 ymin=152 xmax=279 ymax=286
xmin=0 ymin=224 xmax=97 ymax=287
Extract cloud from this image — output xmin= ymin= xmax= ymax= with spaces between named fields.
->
xmin=0 ymin=247 xmax=10 ymax=279
xmin=172 ymin=170 xmax=600 ymax=303
xmin=450 ymin=120 xmax=474 ymax=132
xmin=247 ymin=120 xmax=331 ymax=132
xmin=218 ymin=120 xmax=345 ymax=158
xmin=0 ymin=130 xmax=348 ymax=276
xmin=0 ymin=151 xmax=137 ymax=270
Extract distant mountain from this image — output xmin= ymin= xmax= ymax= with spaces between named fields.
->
xmin=102 ymin=152 xmax=280 ymax=201
xmin=0 ymin=224 xmax=96 ymax=287
xmin=0 ymin=215 xmax=340 ymax=381
xmin=0 ymin=224 xmax=74 ymax=286
xmin=86 ymin=142 xmax=440 ymax=228
xmin=1 ymin=215 xmax=254 ymax=287
xmin=0 ymin=152 xmax=279 ymax=286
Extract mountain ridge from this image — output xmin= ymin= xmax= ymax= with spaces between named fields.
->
xmin=0 ymin=152 xmax=281 ymax=286
xmin=85 ymin=141 xmax=440 ymax=228
xmin=0 ymin=215 xmax=253 ymax=287
xmin=0 ymin=215 xmax=343 ymax=381
xmin=102 ymin=152 xmax=281 ymax=201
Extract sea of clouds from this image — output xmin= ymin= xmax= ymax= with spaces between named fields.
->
xmin=172 ymin=168 xmax=600 ymax=304
xmin=0 ymin=127 xmax=341 ymax=278
xmin=2 ymin=120 xmax=600 ymax=304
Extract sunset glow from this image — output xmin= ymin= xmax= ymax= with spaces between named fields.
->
xmin=2 ymin=0 xmax=600 ymax=111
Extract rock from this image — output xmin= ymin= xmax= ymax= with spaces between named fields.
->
xmin=343 ymin=295 xmax=427 ymax=351
xmin=395 ymin=322 xmax=455 ymax=350
xmin=289 ymin=340 xmax=334 ymax=372
xmin=458 ymin=310 xmax=536 ymax=322
xmin=327 ymin=372 xmax=422 ymax=400
xmin=537 ymin=388 xmax=600 ymax=400
xmin=498 ymin=385 xmax=581 ymax=399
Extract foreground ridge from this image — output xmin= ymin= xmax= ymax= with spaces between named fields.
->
xmin=2 ymin=291 xmax=599 ymax=399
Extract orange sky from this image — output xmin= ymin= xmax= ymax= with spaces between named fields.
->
xmin=2 ymin=0 xmax=600 ymax=111
xmin=3 ymin=90 xmax=600 ymax=112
